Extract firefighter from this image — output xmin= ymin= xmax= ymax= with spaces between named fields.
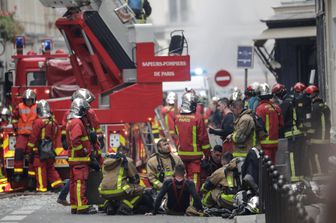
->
xmin=293 ymin=82 xmax=312 ymax=133
xmin=256 ymin=83 xmax=283 ymax=163
xmin=99 ymin=145 xmax=144 ymax=215
xmin=161 ymin=92 xmax=178 ymax=138
xmin=66 ymin=98 xmax=97 ymax=214
xmin=27 ymin=100 xmax=63 ymax=192
xmin=272 ymin=83 xmax=305 ymax=181
xmin=201 ymin=154 xmax=238 ymax=211
xmin=0 ymin=107 xmax=11 ymax=190
xmin=205 ymin=96 xmax=222 ymax=128
xmin=12 ymin=89 xmax=38 ymax=182
xmin=146 ymin=138 xmax=183 ymax=190
xmin=62 ymin=89 xmax=104 ymax=161
xmin=228 ymin=99 xmax=256 ymax=158
xmin=127 ymin=0 xmax=152 ymax=23
xmin=174 ymin=90 xmax=211 ymax=191
xmin=305 ymin=85 xmax=331 ymax=175
xmin=151 ymin=164 xmax=204 ymax=216
xmin=245 ymin=82 xmax=260 ymax=112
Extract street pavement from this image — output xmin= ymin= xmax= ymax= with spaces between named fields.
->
xmin=0 ymin=193 xmax=235 ymax=223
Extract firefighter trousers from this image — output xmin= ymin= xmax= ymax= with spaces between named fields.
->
xmin=70 ymin=164 xmax=89 ymax=212
xmin=182 ymin=160 xmax=201 ymax=192
xmin=34 ymin=157 xmax=63 ymax=192
xmin=287 ymin=135 xmax=306 ymax=181
xmin=99 ymin=184 xmax=144 ymax=210
xmin=202 ymin=188 xmax=234 ymax=210
xmin=14 ymin=134 xmax=29 ymax=174
xmin=307 ymin=143 xmax=331 ymax=176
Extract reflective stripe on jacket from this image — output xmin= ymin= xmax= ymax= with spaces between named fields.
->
xmin=175 ymin=113 xmax=210 ymax=160
xmin=16 ymin=103 xmax=37 ymax=134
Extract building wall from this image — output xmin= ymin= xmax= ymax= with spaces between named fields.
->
xmin=324 ymin=0 xmax=336 ymax=130
xmin=149 ymin=0 xmax=280 ymax=97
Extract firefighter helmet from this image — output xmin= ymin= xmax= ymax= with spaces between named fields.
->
xmin=246 ymin=196 xmax=259 ymax=214
xmin=22 ymin=89 xmax=37 ymax=104
xmin=71 ymin=88 xmax=95 ymax=103
xmin=0 ymin=107 xmax=10 ymax=121
xmin=245 ymin=82 xmax=259 ymax=97
xmin=68 ymin=98 xmax=90 ymax=119
xmin=272 ymin=83 xmax=285 ymax=95
xmin=293 ymin=82 xmax=306 ymax=93
xmin=230 ymin=87 xmax=244 ymax=102
xmin=36 ymin=100 xmax=51 ymax=118
xmin=305 ymin=85 xmax=319 ymax=95
xmin=180 ymin=91 xmax=197 ymax=113
xmin=257 ymin=83 xmax=272 ymax=99
xmin=166 ymin=92 xmax=177 ymax=105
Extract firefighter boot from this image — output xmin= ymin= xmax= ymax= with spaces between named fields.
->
xmin=77 ymin=206 xmax=97 ymax=215
xmin=104 ymin=201 xmax=117 ymax=215
xmin=116 ymin=203 xmax=133 ymax=215
xmin=27 ymin=177 xmax=36 ymax=191
xmin=14 ymin=174 xmax=22 ymax=183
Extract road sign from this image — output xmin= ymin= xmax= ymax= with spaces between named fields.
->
xmin=215 ymin=70 xmax=231 ymax=87
xmin=237 ymin=45 xmax=254 ymax=68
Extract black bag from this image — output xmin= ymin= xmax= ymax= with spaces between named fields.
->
xmin=39 ymin=139 xmax=55 ymax=160
xmin=251 ymin=112 xmax=268 ymax=141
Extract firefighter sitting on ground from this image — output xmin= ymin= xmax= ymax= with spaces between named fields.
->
xmin=66 ymin=98 xmax=97 ymax=214
xmin=150 ymin=164 xmax=204 ymax=216
xmin=12 ymin=89 xmax=38 ymax=183
xmin=201 ymin=152 xmax=239 ymax=212
xmin=146 ymin=138 xmax=183 ymax=190
xmin=27 ymin=100 xmax=63 ymax=192
xmin=99 ymin=145 xmax=145 ymax=215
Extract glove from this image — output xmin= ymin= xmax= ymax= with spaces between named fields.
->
xmin=89 ymin=130 xmax=97 ymax=144
xmin=98 ymin=135 xmax=105 ymax=149
xmin=89 ymin=155 xmax=100 ymax=171
xmin=61 ymin=134 xmax=68 ymax=150
xmin=208 ymin=127 xmax=215 ymax=134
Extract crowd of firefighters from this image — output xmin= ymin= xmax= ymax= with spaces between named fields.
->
xmin=0 ymin=80 xmax=332 ymax=217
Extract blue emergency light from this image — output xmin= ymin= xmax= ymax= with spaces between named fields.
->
xmin=42 ymin=39 xmax=52 ymax=52
xmin=15 ymin=36 xmax=24 ymax=49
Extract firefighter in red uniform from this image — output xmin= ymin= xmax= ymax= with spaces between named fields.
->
xmin=66 ymin=98 xmax=97 ymax=214
xmin=0 ymin=107 xmax=11 ymax=189
xmin=305 ymin=85 xmax=331 ymax=176
xmin=27 ymin=100 xmax=63 ymax=192
xmin=161 ymin=92 xmax=178 ymax=139
xmin=256 ymin=83 xmax=283 ymax=163
xmin=12 ymin=89 xmax=38 ymax=182
xmin=61 ymin=89 xmax=104 ymax=160
xmin=174 ymin=91 xmax=211 ymax=191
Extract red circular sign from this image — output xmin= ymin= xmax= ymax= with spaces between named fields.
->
xmin=215 ymin=70 xmax=231 ymax=87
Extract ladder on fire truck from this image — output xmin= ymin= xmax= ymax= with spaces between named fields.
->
xmin=138 ymin=106 xmax=177 ymax=157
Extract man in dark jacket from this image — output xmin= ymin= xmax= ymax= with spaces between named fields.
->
xmin=152 ymin=164 xmax=203 ymax=215
xmin=208 ymin=98 xmax=234 ymax=152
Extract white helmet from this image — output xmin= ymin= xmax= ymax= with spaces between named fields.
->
xmin=0 ymin=107 xmax=11 ymax=121
xmin=257 ymin=83 xmax=272 ymax=99
xmin=246 ymin=196 xmax=259 ymax=214
xmin=71 ymin=88 xmax=95 ymax=103
xmin=180 ymin=92 xmax=197 ymax=113
xmin=22 ymin=89 xmax=37 ymax=104
xmin=68 ymin=98 xmax=90 ymax=119
xmin=230 ymin=87 xmax=244 ymax=102
xmin=166 ymin=92 xmax=176 ymax=105
xmin=36 ymin=100 xmax=51 ymax=118
xmin=233 ymin=191 xmax=245 ymax=207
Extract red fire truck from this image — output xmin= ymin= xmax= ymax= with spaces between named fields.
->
xmin=0 ymin=0 xmax=190 ymax=191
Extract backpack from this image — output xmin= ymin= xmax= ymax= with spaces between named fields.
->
xmin=39 ymin=118 xmax=57 ymax=160
xmin=251 ymin=112 xmax=268 ymax=142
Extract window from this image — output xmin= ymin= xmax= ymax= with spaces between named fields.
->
xmin=26 ymin=71 xmax=46 ymax=86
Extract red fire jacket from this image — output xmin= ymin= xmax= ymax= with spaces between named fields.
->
xmin=61 ymin=109 xmax=102 ymax=136
xmin=12 ymin=103 xmax=37 ymax=135
xmin=66 ymin=118 xmax=93 ymax=165
xmin=27 ymin=118 xmax=58 ymax=156
xmin=161 ymin=105 xmax=176 ymax=135
xmin=256 ymin=100 xmax=284 ymax=147
xmin=174 ymin=113 xmax=211 ymax=161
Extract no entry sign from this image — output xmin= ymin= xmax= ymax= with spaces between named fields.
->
xmin=215 ymin=70 xmax=231 ymax=87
